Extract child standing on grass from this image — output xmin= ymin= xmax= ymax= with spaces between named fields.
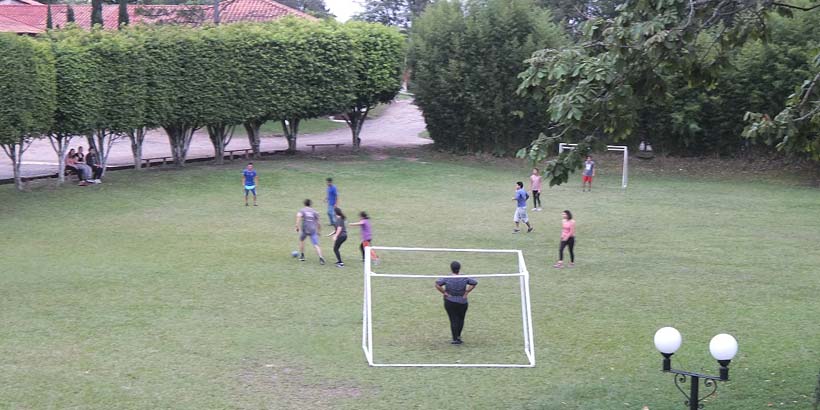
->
xmin=242 ymin=162 xmax=258 ymax=206
xmin=327 ymin=207 xmax=348 ymax=268
xmin=582 ymin=155 xmax=595 ymax=192
xmin=349 ymin=211 xmax=379 ymax=264
xmin=530 ymin=168 xmax=542 ymax=211
xmin=553 ymin=210 xmax=575 ymax=268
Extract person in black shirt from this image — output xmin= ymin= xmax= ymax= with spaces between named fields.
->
xmin=327 ymin=207 xmax=348 ymax=268
xmin=435 ymin=261 xmax=477 ymax=345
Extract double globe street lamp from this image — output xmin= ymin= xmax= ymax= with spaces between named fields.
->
xmin=654 ymin=327 xmax=739 ymax=410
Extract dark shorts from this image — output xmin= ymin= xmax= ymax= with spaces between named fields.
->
xmin=300 ymin=231 xmax=319 ymax=245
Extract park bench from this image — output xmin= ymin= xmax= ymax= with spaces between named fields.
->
xmin=141 ymin=156 xmax=173 ymax=168
xmin=306 ymin=143 xmax=345 ymax=152
xmin=225 ymin=149 xmax=253 ymax=161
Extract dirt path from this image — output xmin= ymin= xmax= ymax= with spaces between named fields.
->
xmin=0 ymin=99 xmax=429 ymax=180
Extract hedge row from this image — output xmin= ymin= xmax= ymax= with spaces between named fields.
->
xmin=0 ymin=19 xmax=404 ymax=189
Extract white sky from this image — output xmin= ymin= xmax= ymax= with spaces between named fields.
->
xmin=325 ymin=0 xmax=364 ymax=22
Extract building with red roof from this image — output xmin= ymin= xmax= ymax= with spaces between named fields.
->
xmin=0 ymin=0 xmax=317 ymax=34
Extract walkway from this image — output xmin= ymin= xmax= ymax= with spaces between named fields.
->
xmin=0 ymin=99 xmax=430 ymax=179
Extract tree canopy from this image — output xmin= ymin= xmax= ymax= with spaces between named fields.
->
xmin=517 ymin=0 xmax=820 ymax=185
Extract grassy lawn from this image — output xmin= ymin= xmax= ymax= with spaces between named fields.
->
xmin=1 ymin=150 xmax=818 ymax=409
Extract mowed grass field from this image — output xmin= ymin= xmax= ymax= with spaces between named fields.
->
xmin=1 ymin=150 xmax=818 ymax=410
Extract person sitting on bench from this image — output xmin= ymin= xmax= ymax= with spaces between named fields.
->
xmin=65 ymin=148 xmax=95 ymax=186
xmin=85 ymin=146 xmax=104 ymax=183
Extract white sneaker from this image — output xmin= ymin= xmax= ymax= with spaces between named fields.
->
xmin=94 ymin=179 xmax=102 ymax=184
xmin=537 ymin=207 xmax=542 ymax=211
xmin=531 ymin=208 xmax=537 ymax=211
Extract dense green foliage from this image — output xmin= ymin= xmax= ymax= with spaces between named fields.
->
xmin=341 ymin=22 xmax=405 ymax=148
xmin=410 ymin=0 xmax=566 ymax=154
xmin=517 ymin=0 xmax=820 ymax=186
xmin=354 ymin=0 xmax=432 ymax=29
xmin=0 ymin=34 xmax=56 ymax=190
xmin=20 ymin=20 xmax=402 ymax=168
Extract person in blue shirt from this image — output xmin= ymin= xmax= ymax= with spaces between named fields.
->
xmin=512 ymin=181 xmax=533 ymax=233
xmin=242 ymin=163 xmax=258 ymax=206
xmin=324 ymin=177 xmax=339 ymax=225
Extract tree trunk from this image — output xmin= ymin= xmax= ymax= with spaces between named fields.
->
xmin=48 ymin=133 xmax=72 ymax=185
xmin=163 ymin=123 xmax=197 ymax=167
xmin=243 ymin=118 xmax=264 ymax=158
xmin=344 ymin=105 xmax=371 ymax=150
xmin=282 ymin=118 xmax=300 ymax=154
xmin=128 ymin=127 xmax=146 ymax=171
xmin=93 ymin=129 xmax=123 ymax=177
xmin=1 ymin=136 xmax=32 ymax=191
xmin=207 ymin=123 xmax=235 ymax=165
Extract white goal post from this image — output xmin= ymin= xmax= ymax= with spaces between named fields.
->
xmin=362 ymin=246 xmax=535 ymax=368
xmin=558 ymin=143 xmax=629 ymax=188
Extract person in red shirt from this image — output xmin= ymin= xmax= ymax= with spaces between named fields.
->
xmin=553 ymin=210 xmax=576 ymax=268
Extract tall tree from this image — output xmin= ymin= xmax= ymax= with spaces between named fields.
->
xmin=410 ymin=0 xmax=566 ymax=154
xmin=341 ymin=22 xmax=404 ymax=149
xmin=354 ymin=0 xmax=432 ymax=29
xmin=46 ymin=1 xmax=54 ymax=29
xmin=46 ymin=28 xmax=101 ymax=185
xmin=277 ymin=0 xmax=333 ymax=18
xmin=118 ymin=0 xmax=130 ymax=27
xmin=91 ymin=0 xmax=104 ymax=27
xmin=0 ymin=34 xmax=56 ymax=191
xmin=517 ymin=0 xmax=820 ymax=186
xmin=66 ymin=4 xmax=76 ymax=23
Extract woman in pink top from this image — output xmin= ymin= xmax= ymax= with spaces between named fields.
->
xmin=553 ymin=210 xmax=575 ymax=268
xmin=530 ymin=168 xmax=542 ymax=211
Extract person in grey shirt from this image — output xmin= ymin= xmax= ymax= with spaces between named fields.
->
xmin=435 ymin=261 xmax=477 ymax=345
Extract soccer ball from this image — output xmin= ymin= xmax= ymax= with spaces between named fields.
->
xmin=291 ymin=251 xmax=299 ymax=258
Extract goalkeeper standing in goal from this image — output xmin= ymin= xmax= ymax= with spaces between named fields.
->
xmin=435 ymin=261 xmax=477 ymax=345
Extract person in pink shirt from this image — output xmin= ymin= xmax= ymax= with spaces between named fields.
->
xmin=553 ymin=210 xmax=575 ymax=268
xmin=530 ymin=168 xmax=542 ymax=211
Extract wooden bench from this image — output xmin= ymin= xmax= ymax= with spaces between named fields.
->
xmin=306 ymin=143 xmax=345 ymax=152
xmin=141 ymin=157 xmax=173 ymax=168
xmin=225 ymin=149 xmax=252 ymax=161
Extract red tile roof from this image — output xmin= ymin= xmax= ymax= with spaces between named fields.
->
xmin=0 ymin=0 xmax=316 ymax=32
xmin=0 ymin=12 xmax=40 ymax=33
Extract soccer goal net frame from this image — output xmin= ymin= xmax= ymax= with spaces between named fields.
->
xmin=362 ymin=246 xmax=535 ymax=368
xmin=558 ymin=143 xmax=629 ymax=189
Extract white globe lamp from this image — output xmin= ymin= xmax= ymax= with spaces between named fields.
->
xmin=654 ymin=327 xmax=682 ymax=371
xmin=709 ymin=333 xmax=738 ymax=380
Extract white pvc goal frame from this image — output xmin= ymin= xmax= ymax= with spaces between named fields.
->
xmin=362 ymin=246 xmax=535 ymax=368
xmin=558 ymin=143 xmax=629 ymax=188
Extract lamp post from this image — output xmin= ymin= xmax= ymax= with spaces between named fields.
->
xmin=653 ymin=327 xmax=738 ymax=410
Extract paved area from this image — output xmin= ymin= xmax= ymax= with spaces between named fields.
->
xmin=0 ymin=99 xmax=429 ymax=179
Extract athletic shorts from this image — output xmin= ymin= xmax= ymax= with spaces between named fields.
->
xmin=582 ymin=175 xmax=593 ymax=183
xmin=300 ymin=231 xmax=319 ymax=245
xmin=514 ymin=207 xmax=528 ymax=223
xmin=244 ymin=185 xmax=256 ymax=195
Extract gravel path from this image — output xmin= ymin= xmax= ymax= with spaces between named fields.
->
xmin=0 ymin=99 xmax=429 ymax=180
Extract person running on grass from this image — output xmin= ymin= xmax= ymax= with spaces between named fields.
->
xmin=530 ymin=167 xmax=542 ymax=211
xmin=326 ymin=207 xmax=347 ymax=268
xmin=435 ymin=261 xmax=477 ymax=345
xmin=582 ymin=155 xmax=596 ymax=192
xmin=513 ymin=181 xmax=533 ymax=234
xmin=553 ymin=210 xmax=576 ymax=268
xmin=295 ymin=199 xmax=326 ymax=265
xmin=242 ymin=162 xmax=258 ymax=206
xmin=349 ymin=211 xmax=379 ymax=264
xmin=324 ymin=177 xmax=339 ymax=225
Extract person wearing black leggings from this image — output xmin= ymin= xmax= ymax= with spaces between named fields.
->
xmin=327 ymin=207 xmax=348 ymax=268
xmin=554 ymin=210 xmax=576 ymax=268
xmin=434 ymin=261 xmax=477 ymax=344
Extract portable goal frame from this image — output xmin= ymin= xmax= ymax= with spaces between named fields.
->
xmin=362 ymin=246 xmax=535 ymax=368
xmin=558 ymin=143 xmax=629 ymax=189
